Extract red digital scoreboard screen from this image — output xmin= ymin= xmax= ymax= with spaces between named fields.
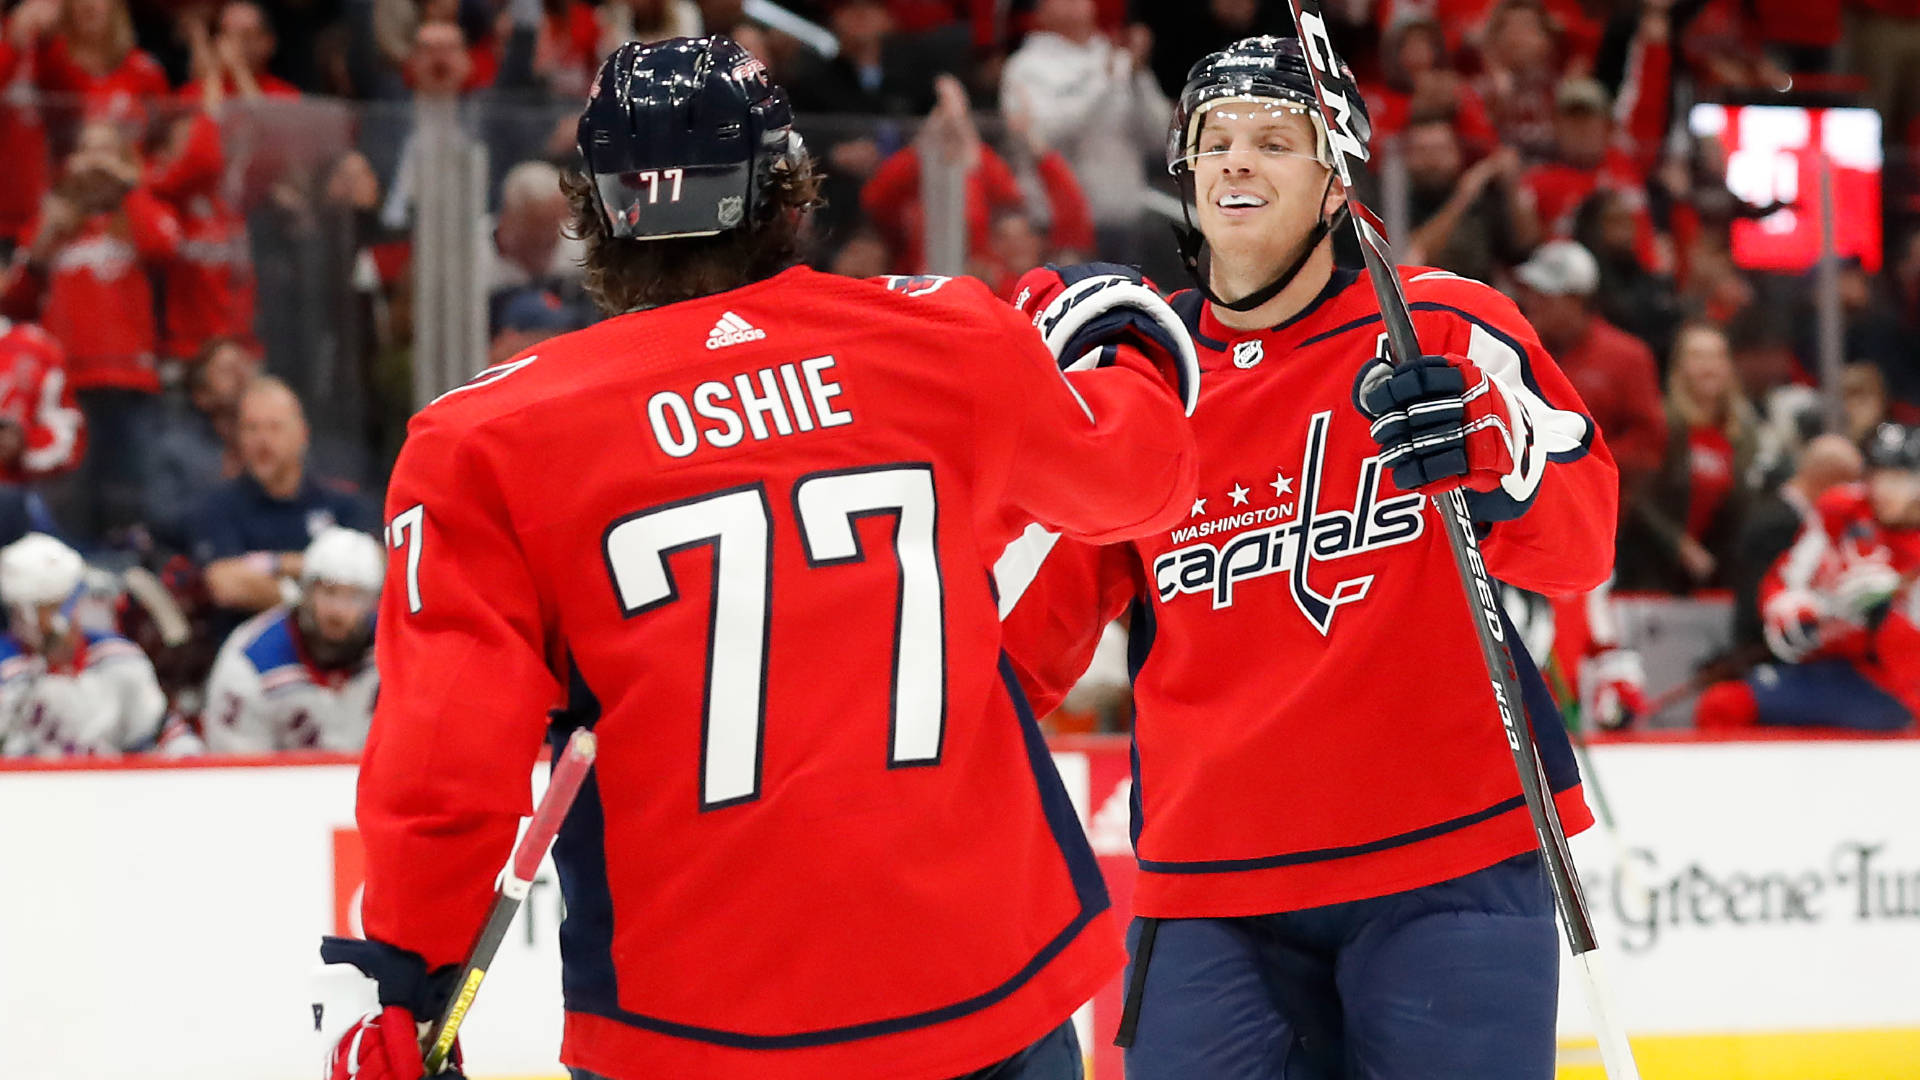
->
xmin=1688 ymin=103 xmax=1884 ymax=273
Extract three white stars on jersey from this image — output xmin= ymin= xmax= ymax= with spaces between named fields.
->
xmin=1191 ymin=471 xmax=1295 ymax=517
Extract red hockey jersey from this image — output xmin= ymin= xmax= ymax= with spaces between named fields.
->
xmin=0 ymin=318 xmax=82 ymax=481
xmin=147 ymin=112 xmax=255 ymax=360
xmin=1761 ymin=483 xmax=1920 ymax=713
xmin=358 ymin=268 xmax=1197 ymax=1080
xmin=1001 ymin=267 xmax=1614 ymax=919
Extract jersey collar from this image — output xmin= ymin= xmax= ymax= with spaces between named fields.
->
xmin=1194 ymin=268 xmax=1361 ymax=364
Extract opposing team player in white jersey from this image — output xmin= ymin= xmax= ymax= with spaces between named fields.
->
xmin=202 ymin=527 xmax=382 ymax=753
xmin=0 ymin=533 xmax=166 ymax=758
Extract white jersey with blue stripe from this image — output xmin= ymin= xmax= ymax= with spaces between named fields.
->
xmin=202 ymin=607 xmax=377 ymax=753
xmin=0 ymin=631 xmax=166 ymax=758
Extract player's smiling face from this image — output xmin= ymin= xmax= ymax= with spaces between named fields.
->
xmin=1192 ymin=102 xmax=1341 ymax=273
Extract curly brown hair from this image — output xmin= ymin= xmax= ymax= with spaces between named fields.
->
xmin=561 ymin=153 xmax=823 ymax=315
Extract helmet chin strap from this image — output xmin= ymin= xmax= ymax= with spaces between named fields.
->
xmin=1176 ymin=169 xmax=1346 ymax=314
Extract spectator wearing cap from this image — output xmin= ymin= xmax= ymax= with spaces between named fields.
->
xmin=1617 ymin=322 xmax=1756 ymax=594
xmin=1401 ymin=112 xmax=1536 ymax=284
xmin=1519 ymin=63 xmax=1671 ymax=273
xmin=999 ymin=0 xmax=1168 ymax=262
xmin=488 ymin=286 xmax=583 ymax=366
xmin=143 ymin=336 xmax=255 ymax=551
xmin=1512 ymin=240 xmax=1668 ymax=513
xmin=190 ymin=375 xmax=375 ymax=620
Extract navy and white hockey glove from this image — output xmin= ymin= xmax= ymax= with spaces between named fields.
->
xmin=1012 ymin=262 xmax=1200 ymax=416
xmin=1354 ymin=352 xmax=1540 ymax=505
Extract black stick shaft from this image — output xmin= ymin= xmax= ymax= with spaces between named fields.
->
xmin=1283 ymin=4 xmax=1601 ymax=958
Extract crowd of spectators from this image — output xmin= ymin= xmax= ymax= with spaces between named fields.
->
xmin=0 ymin=0 xmax=1919 ymax=751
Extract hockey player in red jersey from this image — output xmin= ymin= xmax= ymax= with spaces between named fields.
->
xmin=1695 ymin=422 xmax=1920 ymax=732
xmin=320 ymin=35 xmax=1202 ymax=1080
xmin=999 ymin=35 xmax=1618 ymax=1079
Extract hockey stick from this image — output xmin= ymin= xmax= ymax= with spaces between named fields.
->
xmin=1275 ymin=9 xmax=1641 ymax=1078
xmin=421 ymin=729 xmax=598 ymax=1073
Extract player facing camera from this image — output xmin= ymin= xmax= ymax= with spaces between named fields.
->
xmin=562 ymin=36 xmax=820 ymax=314
xmin=1166 ymin=36 xmax=1356 ymax=314
xmin=294 ymin=527 xmax=382 ymax=669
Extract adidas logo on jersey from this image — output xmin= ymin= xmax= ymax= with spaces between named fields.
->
xmin=706 ymin=312 xmax=766 ymax=349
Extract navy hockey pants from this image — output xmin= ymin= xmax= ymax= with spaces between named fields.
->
xmin=1747 ymin=658 xmax=1913 ymax=730
xmin=566 ymin=1018 xmax=1080 ymax=1080
xmin=1119 ymin=852 xmax=1558 ymax=1080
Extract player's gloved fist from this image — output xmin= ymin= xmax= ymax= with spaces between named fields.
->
xmin=1011 ymin=262 xmax=1200 ymax=415
xmin=319 ymin=937 xmax=464 ymax=1080
xmin=1762 ymin=588 xmax=1824 ymax=662
xmin=1580 ymin=647 xmax=1647 ymax=731
xmin=327 ymin=1006 xmax=463 ymax=1080
xmin=1354 ymin=353 xmax=1522 ymax=495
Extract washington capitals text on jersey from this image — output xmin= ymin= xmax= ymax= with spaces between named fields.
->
xmin=1002 ymin=266 xmax=1617 ymax=919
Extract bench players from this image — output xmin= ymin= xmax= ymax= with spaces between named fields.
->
xmin=321 ymin=35 xmax=1199 ymax=1080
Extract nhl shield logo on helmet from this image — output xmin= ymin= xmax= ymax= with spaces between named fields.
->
xmin=576 ymin=37 xmax=797 ymax=241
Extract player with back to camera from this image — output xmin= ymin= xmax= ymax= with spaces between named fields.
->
xmin=320 ymin=35 xmax=1203 ymax=1080
xmin=1000 ymin=34 xmax=1620 ymax=1079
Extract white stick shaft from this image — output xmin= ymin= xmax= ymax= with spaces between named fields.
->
xmin=1575 ymin=950 xmax=1642 ymax=1080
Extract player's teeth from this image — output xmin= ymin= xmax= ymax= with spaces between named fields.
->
xmin=1220 ymin=194 xmax=1266 ymax=208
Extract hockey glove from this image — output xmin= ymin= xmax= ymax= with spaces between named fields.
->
xmin=1580 ymin=647 xmax=1648 ymax=731
xmin=1762 ymin=589 xmax=1824 ymax=662
xmin=1354 ymin=353 xmax=1532 ymax=497
xmin=1012 ymin=262 xmax=1200 ymax=416
xmin=1833 ymin=558 xmax=1902 ymax=627
xmin=320 ymin=937 xmax=465 ymax=1080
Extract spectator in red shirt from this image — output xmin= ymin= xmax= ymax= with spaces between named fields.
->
xmin=1520 ymin=71 xmax=1671 ymax=273
xmin=0 ymin=0 xmax=168 ymax=253
xmin=4 ymin=0 xmax=167 ymax=114
xmin=180 ymin=2 xmax=301 ymax=101
xmin=1361 ymin=16 xmax=1496 ymax=156
xmin=0 ymin=316 xmax=83 ymax=485
xmin=148 ymin=52 xmax=257 ymax=370
xmin=1473 ymin=0 xmax=1565 ymax=161
xmin=1618 ymin=321 xmax=1756 ymax=593
xmin=1512 ymin=239 xmax=1669 ymax=511
xmin=861 ymin=74 xmax=1026 ymax=274
xmin=0 ymin=118 xmax=180 ymax=538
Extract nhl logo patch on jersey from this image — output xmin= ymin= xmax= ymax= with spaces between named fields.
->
xmin=1232 ymin=340 xmax=1264 ymax=369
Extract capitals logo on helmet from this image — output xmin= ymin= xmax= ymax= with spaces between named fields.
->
xmin=577 ymin=36 xmax=804 ymax=241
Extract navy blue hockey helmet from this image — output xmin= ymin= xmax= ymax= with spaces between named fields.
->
xmin=576 ymin=36 xmax=801 ymax=240
xmin=1166 ymin=35 xmax=1369 ymax=178
xmin=1164 ymin=35 xmax=1371 ymax=312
